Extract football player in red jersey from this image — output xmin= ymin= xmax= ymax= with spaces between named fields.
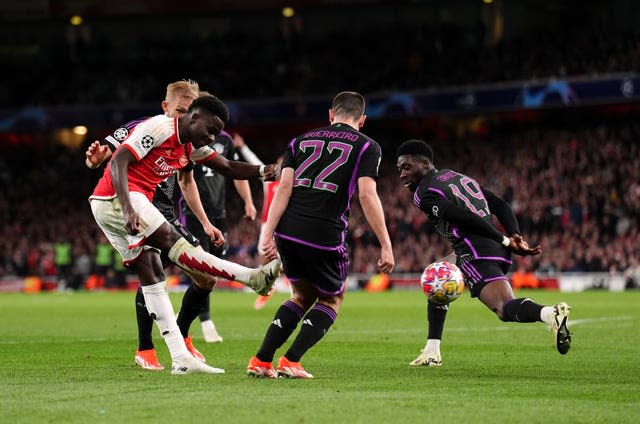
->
xmin=87 ymin=81 xmax=224 ymax=370
xmin=89 ymin=92 xmax=281 ymax=375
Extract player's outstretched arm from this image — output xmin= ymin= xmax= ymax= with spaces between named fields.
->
xmin=482 ymin=187 xmax=520 ymax=236
xmin=357 ymin=176 xmax=394 ymax=273
xmin=201 ymin=154 xmax=280 ymax=181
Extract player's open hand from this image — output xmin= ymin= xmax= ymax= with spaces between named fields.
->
xmin=263 ymin=163 xmax=281 ymax=181
xmin=377 ymin=245 xmax=395 ymax=273
xmin=123 ymin=208 xmax=142 ymax=235
xmin=259 ymin=237 xmax=279 ymax=261
xmin=509 ymin=234 xmax=542 ymax=256
xmin=203 ymin=222 xmax=225 ymax=247
xmin=231 ymin=132 xmax=246 ymax=149
xmin=243 ymin=203 xmax=257 ymax=221
xmin=85 ymin=141 xmax=110 ymax=169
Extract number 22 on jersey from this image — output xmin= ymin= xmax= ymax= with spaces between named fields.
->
xmin=293 ymin=140 xmax=353 ymax=193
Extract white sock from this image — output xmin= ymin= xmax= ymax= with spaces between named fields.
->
xmin=168 ymin=238 xmax=253 ymax=283
xmin=425 ymin=339 xmax=441 ymax=354
xmin=141 ymin=282 xmax=190 ymax=362
xmin=540 ymin=306 xmax=555 ymax=325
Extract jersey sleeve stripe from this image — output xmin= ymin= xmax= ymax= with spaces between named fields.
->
xmin=413 ymin=190 xmax=421 ymax=207
xmin=104 ymin=136 xmax=121 ymax=151
xmin=427 ymin=187 xmax=447 ymax=198
xmin=288 ymin=137 xmax=297 ymax=157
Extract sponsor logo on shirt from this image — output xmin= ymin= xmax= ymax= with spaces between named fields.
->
xmin=153 ymin=157 xmax=176 ymax=177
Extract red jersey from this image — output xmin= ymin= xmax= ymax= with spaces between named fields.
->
xmin=90 ymin=114 xmax=216 ymax=202
xmin=261 ymin=179 xmax=280 ymax=221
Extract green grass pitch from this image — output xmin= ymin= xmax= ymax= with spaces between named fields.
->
xmin=1 ymin=289 xmax=639 ymax=423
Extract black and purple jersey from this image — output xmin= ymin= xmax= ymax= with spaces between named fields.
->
xmin=184 ymin=130 xmax=237 ymax=221
xmin=413 ymin=168 xmax=519 ymax=266
xmin=275 ymin=123 xmax=382 ymax=248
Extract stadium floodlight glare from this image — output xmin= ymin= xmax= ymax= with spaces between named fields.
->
xmin=72 ymin=125 xmax=88 ymax=135
xmin=70 ymin=15 xmax=83 ymax=26
xmin=282 ymin=7 xmax=295 ymax=18
xmin=482 ymin=0 xmax=494 ymax=4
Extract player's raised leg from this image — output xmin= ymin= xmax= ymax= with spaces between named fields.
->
xmin=164 ymin=236 xmax=281 ymax=295
xmin=478 ymin=278 xmax=572 ymax=354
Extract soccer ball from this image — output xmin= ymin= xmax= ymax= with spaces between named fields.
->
xmin=420 ymin=261 xmax=465 ymax=305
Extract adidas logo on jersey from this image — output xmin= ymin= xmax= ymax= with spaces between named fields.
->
xmin=272 ymin=319 xmax=282 ymax=328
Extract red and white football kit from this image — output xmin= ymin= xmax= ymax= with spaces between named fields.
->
xmin=89 ymin=114 xmax=215 ymax=264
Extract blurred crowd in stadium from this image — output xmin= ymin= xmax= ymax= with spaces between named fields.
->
xmin=2 ymin=0 xmax=640 ymax=290
xmin=5 ymin=7 xmax=640 ymax=107
xmin=1 ymin=119 xmax=639 ymax=289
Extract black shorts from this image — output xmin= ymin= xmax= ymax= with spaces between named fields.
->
xmin=275 ymin=235 xmax=349 ymax=297
xmin=160 ymin=219 xmax=200 ymax=268
xmin=458 ymin=258 xmax=511 ymax=298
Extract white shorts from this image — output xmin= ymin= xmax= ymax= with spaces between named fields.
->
xmin=90 ymin=192 xmax=166 ymax=265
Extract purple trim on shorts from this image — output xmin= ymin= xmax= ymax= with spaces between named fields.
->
xmin=464 ymin=238 xmax=513 ymax=264
xmin=485 ymin=275 xmax=508 ymax=283
xmin=313 ymin=303 xmax=337 ymax=322
xmin=274 ymin=232 xmax=342 ymax=251
xmin=461 ymin=263 xmax=480 ymax=283
xmin=428 ymin=187 xmax=447 ymax=198
xmin=452 ymin=226 xmax=460 ymax=239
xmin=283 ymin=300 xmax=305 ymax=319
xmin=338 ymin=245 xmax=349 ymax=282
xmin=314 ymin=281 xmax=346 ymax=297
xmin=465 ymin=262 xmax=483 ymax=280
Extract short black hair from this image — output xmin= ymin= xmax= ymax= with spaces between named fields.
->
xmin=189 ymin=94 xmax=230 ymax=123
xmin=396 ymin=139 xmax=434 ymax=162
xmin=331 ymin=91 xmax=365 ymax=120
